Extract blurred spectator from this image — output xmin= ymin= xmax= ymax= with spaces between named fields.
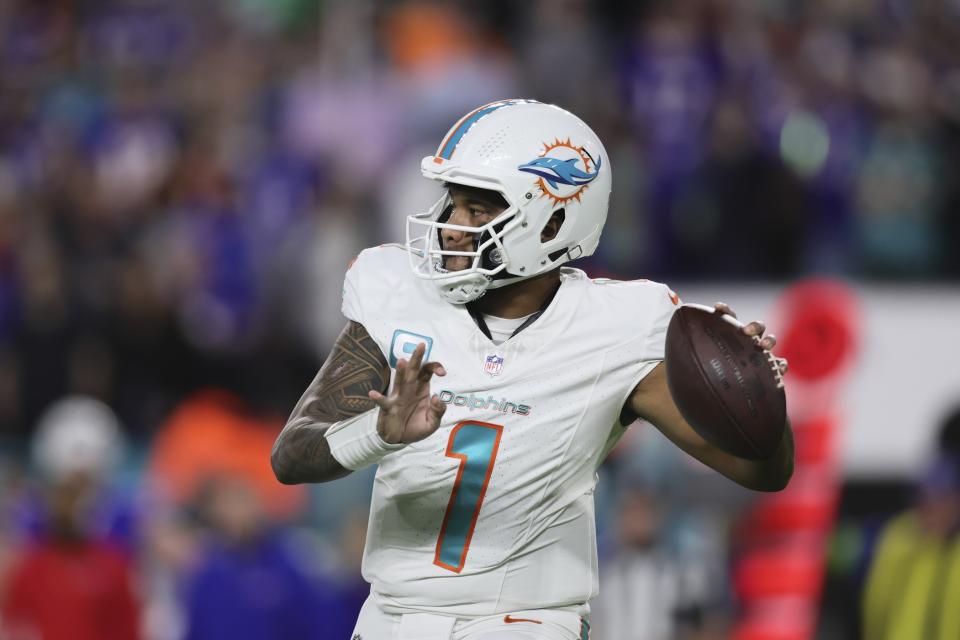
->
xmin=147 ymin=390 xmax=306 ymax=522
xmin=15 ymin=396 xmax=141 ymax=555
xmin=312 ymin=510 xmax=371 ymax=640
xmin=854 ymin=41 xmax=941 ymax=278
xmin=862 ymin=407 xmax=960 ymax=640
xmin=381 ymin=1 xmax=516 ymax=139
xmin=519 ymin=0 xmax=616 ymax=129
xmin=269 ymin=171 xmax=372 ymax=355
xmin=620 ymin=3 xmax=719 ymax=276
xmin=1 ymin=471 xmax=141 ymax=640
xmin=32 ymin=395 xmax=122 ymax=481
xmin=590 ymin=483 xmax=727 ymax=640
xmin=180 ymin=475 xmax=322 ymax=640
xmin=669 ymin=95 xmax=809 ymax=278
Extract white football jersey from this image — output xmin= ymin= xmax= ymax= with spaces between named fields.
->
xmin=341 ymin=245 xmax=679 ymax=617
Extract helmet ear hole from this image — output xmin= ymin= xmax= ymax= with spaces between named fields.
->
xmin=540 ymin=208 xmax=565 ymax=244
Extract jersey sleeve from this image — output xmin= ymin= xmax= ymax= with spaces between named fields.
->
xmin=640 ymin=283 xmax=681 ymax=362
xmin=341 ymin=254 xmax=365 ymax=325
xmin=337 ymin=245 xmax=411 ymax=362
xmin=596 ymin=280 xmax=681 ymax=415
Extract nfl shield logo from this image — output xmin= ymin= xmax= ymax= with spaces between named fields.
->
xmin=484 ymin=354 xmax=504 ymax=376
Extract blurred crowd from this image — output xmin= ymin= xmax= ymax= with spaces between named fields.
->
xmin=0 ymin=0 xmax=959 ymax=638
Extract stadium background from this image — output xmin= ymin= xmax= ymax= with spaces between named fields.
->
xmin=0 ymin=0 xmax=958 ymax=639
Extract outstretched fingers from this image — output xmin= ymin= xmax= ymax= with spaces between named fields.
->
xmin=715 ymin=302 xmax=768 ymax=341
xmin=408 ymin=342 xmax=426 ymax=371
xmin=715 ymin=302 xmax=737 ymax=318
xmin=393 ymin=344 xmax=424 ymax=386
xmin=370 ymin=349 xmax=447 ymax=403
xmin=395 ymin=356 xmax=408 ymax=384
xmin=743 ymin=320 xmax=766 ymax=337
xmin=368 ymin=389 xmax=389 ymax=408
xmin=714 ymin=302 xmax=786 ymax=375
xmin=418 ymin=361 xmax=447 ymax=382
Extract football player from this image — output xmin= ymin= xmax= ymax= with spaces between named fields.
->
xmin=271 ymin=100 xmax=793 ymax=640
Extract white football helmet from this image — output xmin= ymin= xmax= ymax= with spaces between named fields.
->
xmin=406 ymin=99 xmax=611 ymax=304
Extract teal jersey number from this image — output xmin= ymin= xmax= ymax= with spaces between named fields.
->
xmin=433 ymin=421 xmax=503 ymax=573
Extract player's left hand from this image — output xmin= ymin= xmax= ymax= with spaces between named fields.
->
xmin=368 ymin=342 xmax=448 ymax=445
xmin=715 ymin=302 xmax=788 ymax=376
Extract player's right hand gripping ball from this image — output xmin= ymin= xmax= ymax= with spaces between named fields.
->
xmin=665 ymin=304 xmax=787 ymax=460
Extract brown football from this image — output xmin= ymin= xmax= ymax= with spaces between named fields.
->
xmin=665 ymin=304 xmax=787 ymax=460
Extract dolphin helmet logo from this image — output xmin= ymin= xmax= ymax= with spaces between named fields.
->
xmin=518 ymin=138 xmax=602 ymax=206
xmin=519 ymin=154 xmax=601 ymax=189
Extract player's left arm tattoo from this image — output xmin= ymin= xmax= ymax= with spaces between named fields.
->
xmin=271 ymin=321 xmax=390 ymax=484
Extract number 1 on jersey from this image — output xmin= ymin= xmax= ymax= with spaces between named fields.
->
xmin=434 ymin=421 xmax=503 ymax=573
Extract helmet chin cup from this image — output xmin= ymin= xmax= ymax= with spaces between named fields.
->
xmin=437 ymin=271 xmax=491 ymax=304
